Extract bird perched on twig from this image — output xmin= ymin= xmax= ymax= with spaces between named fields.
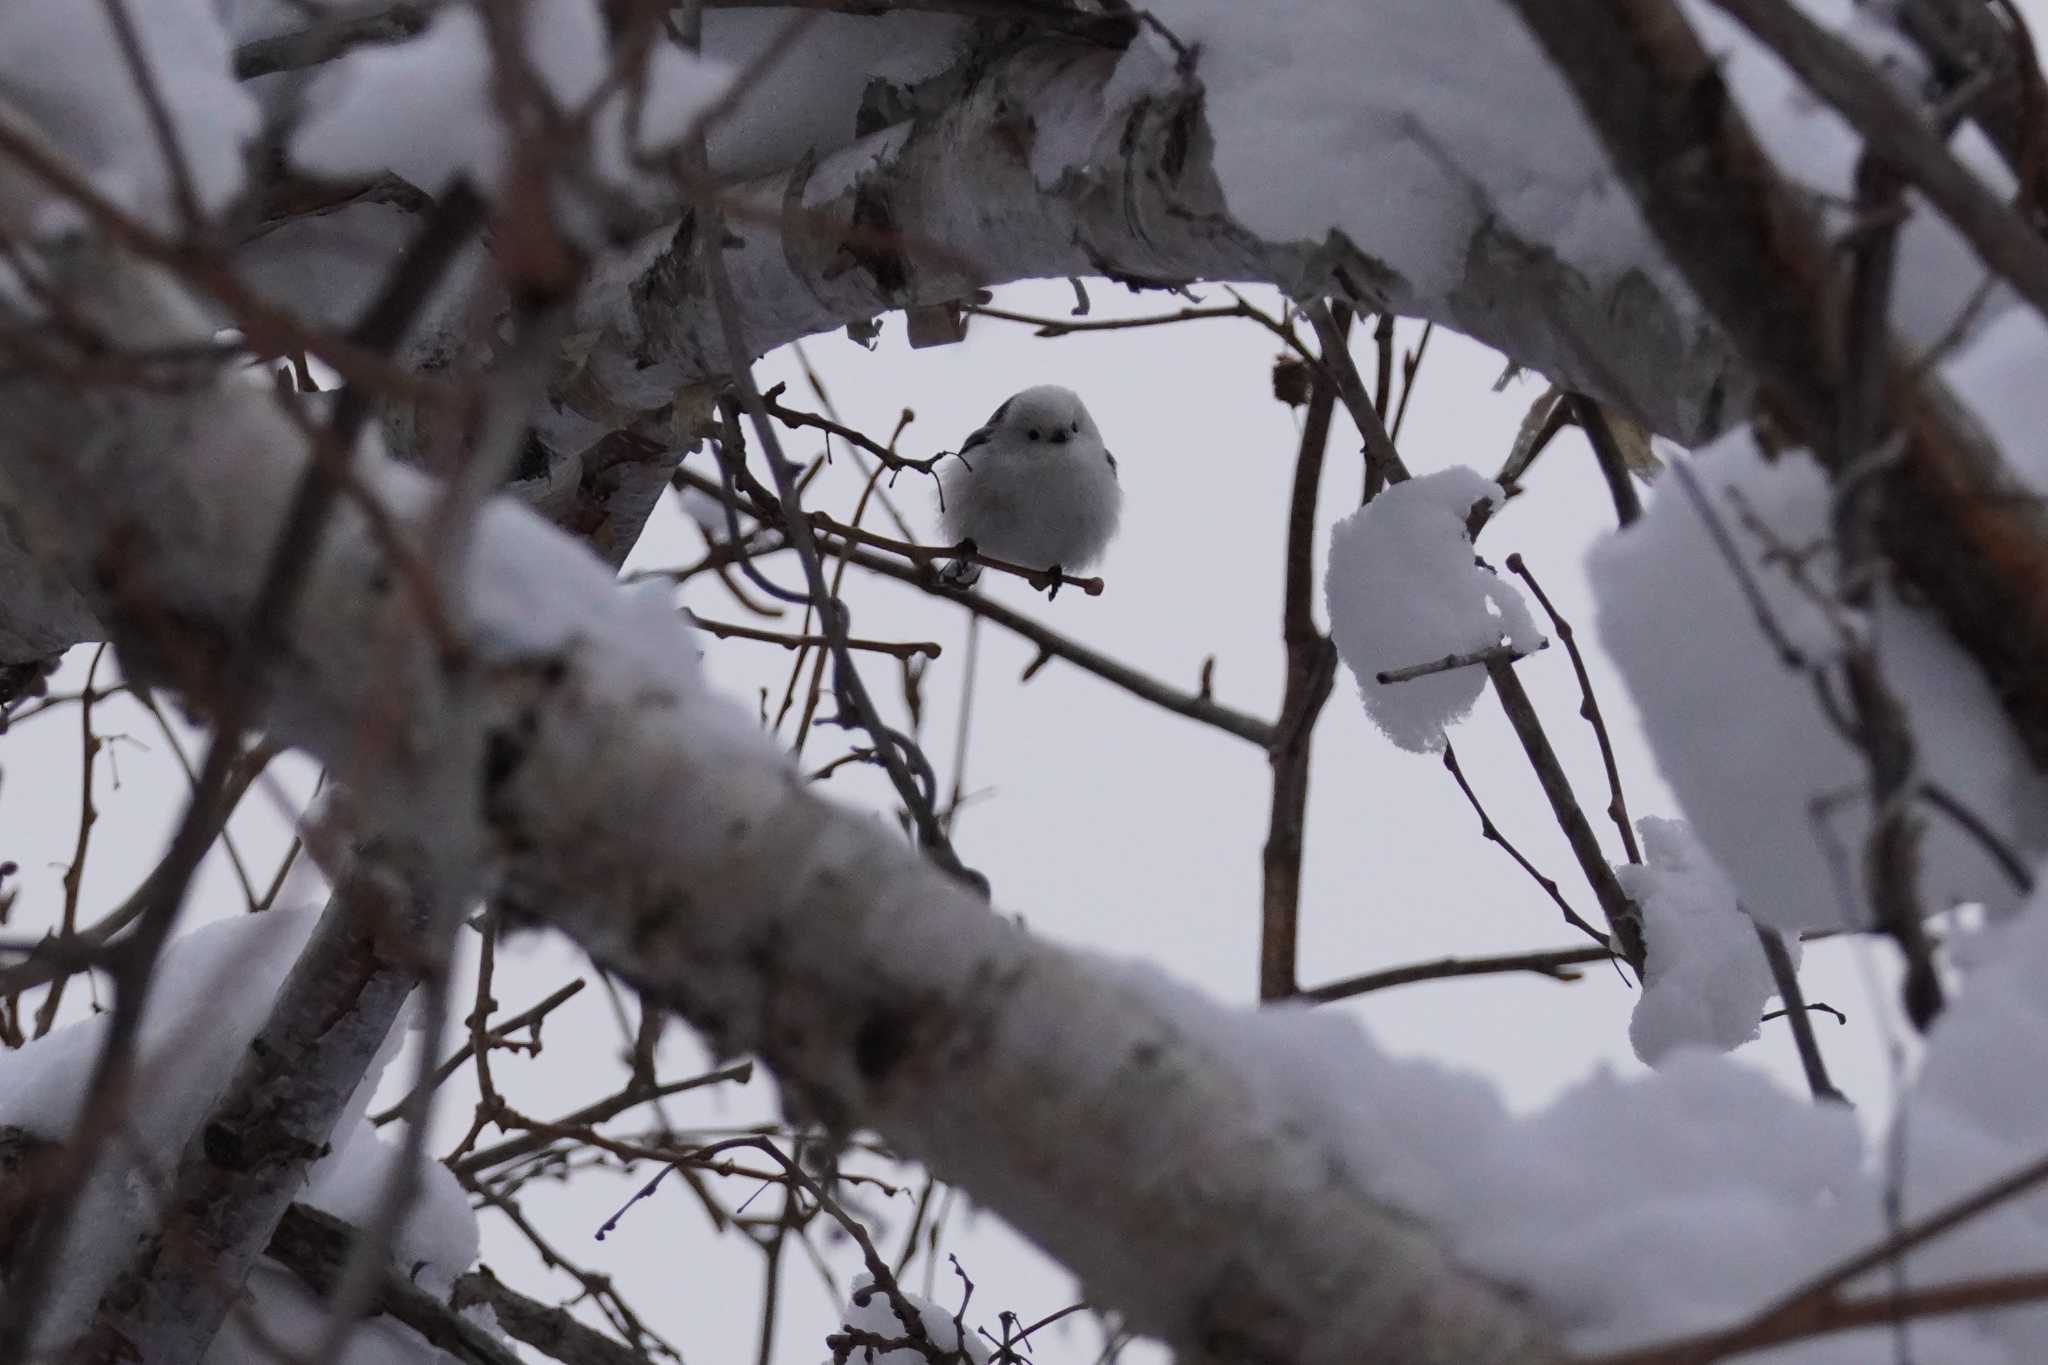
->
xmin=936 ymin=385 xmax=1121 ymax=595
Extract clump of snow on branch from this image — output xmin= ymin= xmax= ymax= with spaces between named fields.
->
xmin=293 ymin=0 xmax=731 ymax=203
xmin=834 ymin=1275 xmax=991 ymax=1365
xmin=1325 ymin=467 xmax=1537 ymax=752
xmin=1618 ymin=817 xmax=1780 ymax=1066
xmin=1589 ymin=433 xmax=2042 ymax=931
xmin=0 ymin=911 xmax=481 ymax=1359
xmin=1127 ymin=886 xmax=2048 ymax=1362
xmin=0 ymin=0 xmax=257 ymax=235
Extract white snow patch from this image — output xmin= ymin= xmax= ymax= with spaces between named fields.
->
xmin=1325 ymin=467 xmax=1538 ymax=752
xmin=699 ymin=11 xmax=968 ymax=181
xmin=1113 ymin=894 xmax=2048 ymax=1362
xmin=293 ymin=0 xmax=730 ymax=202
xmin=1150 ymin=0 xmax=1660 ymax=303
xmin=0 ymin=0 xmax=258 ymax=234
xmin=1620 ymin=817 xmax=1780 ymax=1065
xmin=1155 ymin=0 xmax=2006 ymax=348
xmin=1590 ymin=432 xmax=2043 ymax=929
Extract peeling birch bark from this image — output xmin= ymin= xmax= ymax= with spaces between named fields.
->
xmin=1 ymin=31 xmax=1746 ymax=665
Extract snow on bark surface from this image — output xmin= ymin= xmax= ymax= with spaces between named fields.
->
xmin=1620 ymin=818 xmax=1781 ymax=1066
xmin=292 ymin=0 xmax=732 ymax=204
xmin=1154 ymin=0 xmax=2012 ymax=374
xmin=0 ymin=0 xmax=256 ymax=235
xmin=1589 ymin=432 xmax=2044 ymax=931
xmin=1152 ymin=0 xmax=1672 ymax=306
xmin=1128 ymin=926 xmax=2048 ymax=1361
xmin=0 ymin=911 xmax=478 ymax=1361
xmin=698 ymin=11 xmax=970 ymax=181
xmin=1324 ymin=467 xmax=1538 ymax=752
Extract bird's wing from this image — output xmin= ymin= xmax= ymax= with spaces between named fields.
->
xmin=958 ymin=397 xmax=1013 ymax=455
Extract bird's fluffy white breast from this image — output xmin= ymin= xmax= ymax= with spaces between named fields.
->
xmin=939 ymin=434 xmax=1121 ymax=569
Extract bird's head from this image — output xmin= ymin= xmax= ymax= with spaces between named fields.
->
xmin=984 ymin=385 xmax=1100 ymax=449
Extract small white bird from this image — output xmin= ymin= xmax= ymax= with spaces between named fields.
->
xmin=937 ymin=385 xmax=1121 ymax=592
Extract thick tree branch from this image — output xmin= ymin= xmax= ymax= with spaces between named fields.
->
xmin=0 ymin=243 xmax=1565 ymax=1365
xmin=74 ymin=871 xmax=420 ymax=1365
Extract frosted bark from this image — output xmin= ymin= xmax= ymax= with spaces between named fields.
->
xmin=536 ymin=38 xmax=1740 ymax=482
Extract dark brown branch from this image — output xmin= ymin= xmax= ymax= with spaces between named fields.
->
xmin=369 ymin=980 xmax=589 ymax=1127
xmin=453 ymin=1060 xmax=755 ymax=1178
xmin=806 ymin=511 xmax=1104 ymax=597
xmin=1895 ymin=0 xmax=2048 ymax=201
xmin=1375 ymin=641 xmax=1542 ymax=686
xmin=1297 ymin=946 xmax=1611 ymax=1003
xmin=1587 ymin=1144 xmax=2048 ymax=1364
xmin=965 ymin=296 xmax=1314 ymax=362
xmin=1506 ymin=554 xmax=1641 ymax=865
xmin=1306 ymin=302 xmax=1412 ymax=491
xmin=1756 ymin=926 xmax=1846 ymax=1105
xmin=1260 ymin=326 xmax=1341 ymax=1000
xmin=268 ymin=1205 xmax=532 ymax=1365
xmin=449 ymin=1265 xmax=654 ymax=1365
xmin=673 ymin=468 xmax=1275 ymax=745
xmin=1441 ymin=743 xmax=1611 ymax=948
xmin=760 ymin=383 xmax=951 ymax=477
xmin=1483 ymin=656 xmax=1647 ymax=972
xmin=687 ymin=611 xmax=942 ymax=660
xmin=1567 ymin=393 xmax=1644 ymax=528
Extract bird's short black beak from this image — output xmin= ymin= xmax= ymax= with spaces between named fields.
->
xmin=1052 ymin=431 xmax=1069 ymax=444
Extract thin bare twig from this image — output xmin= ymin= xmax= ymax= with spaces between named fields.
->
xmin=1298 ymin=946 xmax=1612 ymax=1003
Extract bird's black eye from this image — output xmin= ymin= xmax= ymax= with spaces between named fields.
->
xmin=1027 ymin=429 xmax=1040 ymax=441
xmin=1070 ymin=421 xmax=1081 ymax=433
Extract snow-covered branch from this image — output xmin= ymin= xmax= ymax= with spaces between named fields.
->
xmin=0 ymin=237 xmax=1565 ymax=1362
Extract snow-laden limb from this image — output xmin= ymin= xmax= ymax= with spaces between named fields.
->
xmin=74 ymin=876 xmax=423 ymax=1365
xmin=1325 ymin=468 xmax=1539 ymax=753
xmin=0 ymin=245 xmax=1566 ymax=1365
xmin=0 ymin=910 xmax=477 ymax=1362
xmin=532 ymin=31 xmax=1737 ymax=470
xmin=280 ymin=11 xmax=1740 ymax=595
xmin=16 ymin=243 xmax=2048 ymax=1363
xmin=1589 ymin=433 xmax=2044 ymax=931
xmin=0 ymin=8 xmax=1754 ymax=664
